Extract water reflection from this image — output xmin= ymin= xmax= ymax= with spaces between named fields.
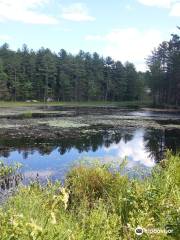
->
xmin=0 ymin=128 xmax=180 ymax=181
xmin=104 ymin=130 xmax=155 ymax=167
xmin=144 ymin=128 xmax=180 ymax=162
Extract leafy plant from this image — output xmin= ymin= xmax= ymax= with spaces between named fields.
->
xmin=0 ymin=152 xmax=179 ymax=239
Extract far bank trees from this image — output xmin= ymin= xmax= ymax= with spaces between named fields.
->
xmin=0 ymin=44 xmax=145 ymax=102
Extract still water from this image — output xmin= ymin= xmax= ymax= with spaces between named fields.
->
xmin=0 ymin=127 xmax=180 ymax=181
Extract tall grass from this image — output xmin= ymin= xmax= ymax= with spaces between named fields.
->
xmin=0 ymin=152 xmax=179 ymax=239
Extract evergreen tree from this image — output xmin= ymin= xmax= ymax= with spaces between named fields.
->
xmin=147 ymin=30 xmax=180 ymax=106
xmin=0 ymin=43 xmax=146 ymax=103
xmin=0 ymin=59 xmax=9 ymax=100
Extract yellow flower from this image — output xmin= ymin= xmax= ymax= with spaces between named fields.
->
xmin=26 ymin=218 xmax=43 ymax=233
xmin=60 ymin=187 xmax=69 ymax=210
xmin=50 ymin=211 xmax=57 ymax=225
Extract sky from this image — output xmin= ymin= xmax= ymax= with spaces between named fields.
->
xmin=0 ymin=0 xmax=180 ymax=71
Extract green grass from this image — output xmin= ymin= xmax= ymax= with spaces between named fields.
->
xmin=0 ymin=152 xmax=179 ymax=239
xmin=0 ymin=161 xmax=21 ymax=179
xmin=0 ymin=100 xmax=152 ymax=108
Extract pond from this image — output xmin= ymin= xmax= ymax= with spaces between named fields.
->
xmin=0 ymin=126 xmax=180 ymax=182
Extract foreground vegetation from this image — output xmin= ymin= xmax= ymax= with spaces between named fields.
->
xmin=0 ymin=152 xmax=180 ymax=239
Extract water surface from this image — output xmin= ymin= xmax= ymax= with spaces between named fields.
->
xmin=0 ymin=127 xmax=179 ymax=182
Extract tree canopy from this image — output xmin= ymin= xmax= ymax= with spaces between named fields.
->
xmin=147 ymin=30 xmax=180 ymax=106
xmin=1 ymin=30 xmax=180 ymax=107
xmin=0 ymin=44 xmax=145 ymax=102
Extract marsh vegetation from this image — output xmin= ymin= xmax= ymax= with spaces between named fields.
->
xmin=0 ymin=152 xmax=179 ymax=239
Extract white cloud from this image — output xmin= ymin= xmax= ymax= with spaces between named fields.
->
xmin=137 ymin=0 xmax=174 ymax=8
xmin=170 ymin=2 xmax=180 ymax=16
xmin=61 ymin=3 xmax=95 ymax=22
xmin=0 ymin=0 xmax=58 ymax=24
xmin=86 ymin=28 xmax=162 ymax=71
xmin=138 ymin=0 xmax=180 ymax=17
xmin=0 ymin=34 xmax=11 ymax=41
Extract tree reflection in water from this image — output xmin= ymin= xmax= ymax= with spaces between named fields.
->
xmin=144 ymin=129 xmax=180 ymax=162
xmin=0 ymin=128 xmax=180 ymax=164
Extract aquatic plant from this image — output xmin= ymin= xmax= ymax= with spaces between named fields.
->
xmin=39 ymin=119 xmax=89 ymax=128
xmin=0 ymin=161 xmax=22 ymax=190
xmin=20 ymin=112 xmax=33 ymax=119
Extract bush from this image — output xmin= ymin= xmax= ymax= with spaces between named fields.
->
xmin=0 ymin=152 xmax=179 ymax=239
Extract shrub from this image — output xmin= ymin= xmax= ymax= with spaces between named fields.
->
xmin=0 ymin=152 xmax=179 ymax=239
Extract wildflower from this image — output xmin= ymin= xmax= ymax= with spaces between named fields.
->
xmin=60 ymin=187 xmax=69 ymax=210
xmin=50 ymin=211 xmax=57 ymax=225
xmin=26 ymin=218 xmax=43 ymax=233
xmin=10 ymin=218 xmax=18 ymax=228
xmin=15 ymin=214 xmax=24 ymax=219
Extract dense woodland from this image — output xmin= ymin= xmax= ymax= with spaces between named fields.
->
xmin=0 ymin=43 xmax=145 ymax=102
xmin=0 ymin=30 xmax=180 ymax=105
xmin=147 ymin=30 xmax=180 ymax=106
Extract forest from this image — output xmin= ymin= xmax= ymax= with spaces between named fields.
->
xmin=0 ymin=31 xmax=180 ymax=106
xmin=0 ymin=43 xmax=145 ymax=102
xmin=147 ymin=30 xmax=180 ymax=106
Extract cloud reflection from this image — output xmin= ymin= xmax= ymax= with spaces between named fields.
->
xmin=104 ymin=129 xmax=155 ymax=168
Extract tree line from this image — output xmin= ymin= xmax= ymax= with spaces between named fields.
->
xmin=0 ymin=43 xmax=145 ymax=102
xmin=147 ymin=30 xmax=180 ymax=106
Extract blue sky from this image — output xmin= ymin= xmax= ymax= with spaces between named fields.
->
xmin=0 ymin=0 xmax=180 ymax=71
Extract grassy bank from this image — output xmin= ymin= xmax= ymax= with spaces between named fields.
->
xmin=0 ymin=152 xmax=180 ymax=239
xmin=0 ymin=100 xmax=152 ymax=108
